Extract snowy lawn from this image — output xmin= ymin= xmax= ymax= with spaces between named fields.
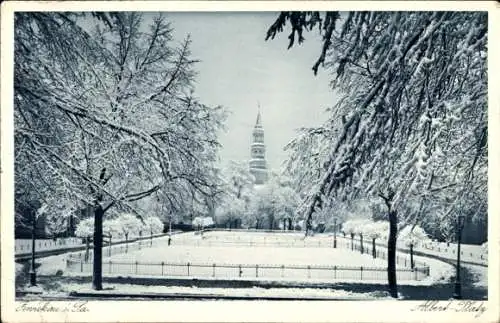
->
xmin=56 ymin=282 xmax=393 ymax=300
xmin=105 ymin=244 xmax=388 ymax=267
xmin=466 ymin=264 xmax=488 ymax=288
xmin=84 ymin=231 xmax=452 ymax=285
xmin=29 ymin=231 xmax=454 ymax=288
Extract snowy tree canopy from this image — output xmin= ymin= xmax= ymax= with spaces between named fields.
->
xmin=192 ymin=216 xmax=214 ymax=228
xmin=15 ymin=13 xmax=227 ymax=223
xmin=112 ymin=213 xmax=143 ymax=238
xmin=244 ymin=173 xmax=300 ymax=229
xmin=143 ymin=216 xmax=164 ymax=234
xmin=268 ymin=12 xmax=487 ymax=232
xmin=75 ymin=218 xmax=94 ymax=238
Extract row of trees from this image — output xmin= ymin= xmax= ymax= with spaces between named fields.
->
xmin=267 ymin=11 xmax=487 ymax=297
xmin=75 ymin=214 xmax=164 ymax=241
xmin=214 ymin=161 xmax=301 ymax=230
xmin=15 ymin=12 xmax=227 ymax=290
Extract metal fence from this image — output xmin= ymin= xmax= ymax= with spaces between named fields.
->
xmin=66 ymin=257 xmax=429 ymax=281
xmin=421 ymin=242 xmax=487 ymax=261
xmin=172 ymin=235 xmax=428 ymax=270
xmin=15 ymin=237 xmax=83 ymax=254
xmin=69 ymin=233 xmax=179 ymax=261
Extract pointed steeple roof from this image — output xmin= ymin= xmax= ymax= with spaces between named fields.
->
xmin=255 ymin=103 xmax=262 ymax=128
xmin=255 ymin=111 xmax=262 ymax=127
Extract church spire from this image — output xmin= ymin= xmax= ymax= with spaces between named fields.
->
xmin=249 ymin=105 xmax=268 ymax=185
xmin=255 ymin=102 xmax=262 ymax=127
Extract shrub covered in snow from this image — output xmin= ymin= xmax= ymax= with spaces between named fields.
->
xmin=143 ymin=216 xmax=164 ymax=234
xmin=192 ymin=216 xmax=214 ymax=228
xmin=481 ymin=241 xmax=488 ymax=253
xmin=362 ymin=221 xmax=390 ymax=240
xmin=342 ymin=219 xmax=375 ymax=236
xmin=398 ymin=225 xmax=431 ymax=248
xmin=75 ymin=218 xmax=94 ymax=238
xmin=113 ymin=213 xmax=143 ymax=239
xmin=341 ymin=219 xmax=431 ymax=247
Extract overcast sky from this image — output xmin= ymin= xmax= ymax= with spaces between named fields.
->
xmin=164 ymin=12 xmax=337 ymax=171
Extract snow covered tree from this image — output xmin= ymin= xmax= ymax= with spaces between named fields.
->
xmin=144 ymin=216 xmax=164 ymax=235
xmin=267 ymin=11 xmax=487 ymax=297
xmin=245 ymin=174 xmax=299 ymax=230
xmin=224 ymin=161 xmax=256 ymax=200
xmin=216 ymin=198 xmax=246 ymax=229
xmin=215 ymin=161 xmax=255 ymax=228
xmin=112 ymin=213 xmax=142 ymax=251
xmin=15 ymin=12 xmax=226 ymax=290
xmin=75 ymin=218 xmax=95 ymax=239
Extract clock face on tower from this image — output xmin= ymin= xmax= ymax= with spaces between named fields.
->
xmin=249 ymin=109 xmax=268 ymax=185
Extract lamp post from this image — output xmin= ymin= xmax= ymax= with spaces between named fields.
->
xmin=29 ymin=213 xmax=37 ymax=286
xmin=333 ymin=218 xmax=337 ymax=248
xmin=453 ymin=214 xmax=466 ymax=299
xmin=409 ymin=242 xmax=414 ymax=269
xmin=168 ymin=215 xmax=172 ymax=246
xmin=108 ymin=234 xmax=112 ymax=257
xmin=138 ymin=231 xmax=142 ymax=250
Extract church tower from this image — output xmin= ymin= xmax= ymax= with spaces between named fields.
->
xmin=249 ymin=108 xmax=268 ymax=184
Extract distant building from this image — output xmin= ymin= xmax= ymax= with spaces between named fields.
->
xmin=249 ymin=109 xmax=268 ymax=185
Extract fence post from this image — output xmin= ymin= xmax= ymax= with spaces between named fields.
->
xmin=307 ymin=265 xmax=311 ymax=278
xmin=239 ymin=265 xmax=242 ymax=278
xmin=109 ymin=261 xmax=112 ymax=274
xmin=281 ymin=265 xmax=285 ymax=278
xmin=213 ymin=264 xmax=216 ymax=277
xmin=135 ymin=261 xmax=138 ymax=274
xmin=256 ymin=265 xmax=258 ymax=278
xmin=161 ymin=262 xmax=164 ymax=276
xmin=187 ymin=262 xmax=190 ymax=276
xmin=334 ymin=265 xmax=337 ymax=279
xmin=414 ymin=268 xmax=418 ymax=280
xmin=80 ymin=258 xmax=83 ymax=272
xmin=360 ymin=266 xmax=363 ymax=280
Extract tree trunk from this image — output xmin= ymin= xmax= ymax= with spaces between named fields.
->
xmin=92 ymin=206 xmax=104 ymax=290
xmin=387 ymin=209 xmax=398 ymax=298
xmin=125 ymin=233 xmax=129 ymax=253
xmin=350 ymin=233 xmax=354 ymax=250
xmin=360 ymin=233 xmax=364 ymax=254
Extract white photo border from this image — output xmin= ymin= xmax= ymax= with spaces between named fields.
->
xmin=1 ymin=1 xmax=498 ymax=322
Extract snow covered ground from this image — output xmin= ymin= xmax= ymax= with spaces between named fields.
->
xmin=48 ymin=283 xmax=394 ymax=300
xmin=466 ymin=264 xmax=488 ymax=288
xmin=52 ymin=231 xmax=452 ymax=285
xmin=19 ymin=230 xmax=484 ymax=300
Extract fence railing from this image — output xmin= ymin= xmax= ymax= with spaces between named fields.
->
xmin=420 ymin=242 xmax=487 ymax=261
xmin=15 ymin=237 xmax=83 ymax=254
xmin=66 ymin=257 xmax=429 ymax=281
xmin=68 ymin=232 xmax=184 ymax=262
xmin=170 ymin=236 xmax=428 ymax=270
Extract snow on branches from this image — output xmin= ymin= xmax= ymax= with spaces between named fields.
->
xmin=15 ymin=12 xmax=227 ymax=222
xmin=268 ymin=11 xmax=487 ymax=233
